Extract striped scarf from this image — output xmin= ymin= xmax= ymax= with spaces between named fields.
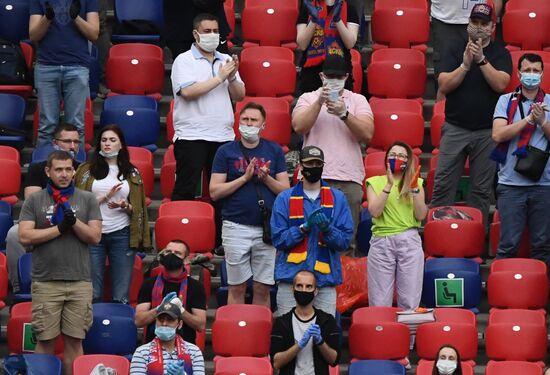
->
xmin=147 ymin=335 xmax=192 ymax=375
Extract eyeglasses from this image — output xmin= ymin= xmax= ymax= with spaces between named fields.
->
xmin=55 ymin=138 xmax=81 ymax=145
xmin=388 ymin=152 xmax=408 ymax=160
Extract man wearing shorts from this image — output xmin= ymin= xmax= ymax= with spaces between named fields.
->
xmin=210 ymin=102 xmax=289 ymax=307
xmin=19 ymin=150 xmax=102 ymax=375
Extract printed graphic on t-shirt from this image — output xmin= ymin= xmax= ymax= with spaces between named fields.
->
xmin=50 ymin=0 xmax=72 ymax=25
xmin=233 ymin=157 xmax=271 ymax=176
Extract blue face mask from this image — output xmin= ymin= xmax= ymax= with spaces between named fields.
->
xmin=155 ymin=326 xmax=177 ymax=341
xmin=520 ymin=72 xmax=542 ymax=90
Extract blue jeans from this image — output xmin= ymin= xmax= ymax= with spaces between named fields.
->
xmin=34 ymin=63 xmax=89 ymax=145
xmin=89 ymin=226 xmax=134 ymax=304
xmin=496 ymin=184 xmax=550 ymax=267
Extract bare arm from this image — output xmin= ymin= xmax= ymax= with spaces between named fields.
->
xmin=182 ymin=308 xmax=206 ymax=332
xmin=273 ymin=343 xmax=301 ymax=370
xmin=492 ymin=117 xmax=530 ymax=143
xmin=296 ymin=22 xmax=316 ymax=51
xmin=479 ymin=63 xmax=510 ymax=93
xmin=24 ymin=186 xmax=42 ymax=200
xmin=72 ymin=219 xmax=101 ymax=245
xmin=317 ymin=341 xmax=338 ymax=365
xmin=438 ymin=66 xmax=469 ymax=96
xmin=29 ymin=14 xmax=51 ymax=43
xmin=135 ymin=302 xmax=157 ymax=327
xmin=209 ymin=171 xmax=250 ymax=202
xmin=261 ymin=171 xmax=290 ymax=195
xmin=412 ymin=189 xmax=428 ymax=221
xmin=344 ymin=113 xmax=373 ymax=144
xmin=180 ymin=59 xmax=236 ymax=101
xmin=494 ymin=0 xmax=503 ymax=18
xmin=19 ymin=220 xmax=62 ymax=247
xmin=74 ymin=11 xmax=99 ymax=42
xmin=335 ymin=21 xmax=358 ymax=49
xmin=366 ymin=183 xmax=392 ymax=218
xmin=292 ymin=100 xmax=323 ymax=135
xmin=228 ymin=79 xmax=245 ymax=101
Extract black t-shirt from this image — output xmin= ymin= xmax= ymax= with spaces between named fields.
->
xmin=440 ymin=41 xmax=512 ymax=130
xmin=25 ymin=160 xmax=80 ymax=189
xmin=137 ymin=276 xmax=207 ymax=344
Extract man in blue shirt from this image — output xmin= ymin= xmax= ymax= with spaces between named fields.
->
xmin=492 ymin=52 xmax=550 ymax=267
xmin=210 ymin=102 xmax=289 ymax=307
xmin=29 ymin=0 xmax=99 ymax=145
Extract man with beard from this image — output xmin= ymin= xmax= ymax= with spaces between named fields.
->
xmin=431 ymin=2 xmax=512 ymax=225
xmin=135 ymin=240 xmax=206 ymax=345
xmin=271 ymin=146 xmax=353 ymax=316
xmin=270 ymin=270 xmax=340 ymax=375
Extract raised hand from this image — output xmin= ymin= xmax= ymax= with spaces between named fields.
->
xmin=305 ymin=0 xmax=319 ymax=24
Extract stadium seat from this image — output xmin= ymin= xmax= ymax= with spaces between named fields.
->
xmin=0 ymin=145 xmax=19 ymax=163
xmin=489 ymin=210 xmax=531 ymax=258
xmin=0 ymin=205 xmax=12 ymax=251
xmin=415 ymin=360 xmax=474 ymax=375
xmin=234 ymin=97 xmax=291 ymax=152
xmin=111 ymin=0 xmax=163 ymax=44
xmin=502 ymin=8 xmax=550 ymax=51
xmin=487 ymin=259 xmax=548 ymax=310
xmin=4 ymin=354 xmax=62 ymax=375
xmin=349 ymin=359 xmax=406 ymax=374
xmin=83 ymin=303 xmax=137 ymax=356
xmin=421 ymin=258 xmax=482 ymax=311
xmin=214 ymin=356 xmax=273 ymax=375
xmin=0 ymin=158 xmax=20 ymax=205
xmin=211 ymin=304 xmax=272 ymax=357
xmin=351 ymin=306 xmax=402 ymax=324
xmin=374 ymin=0 xmax=428 ymax=11
xmin=505 ymin=50 xmax=550 ymax=92
xmin=349 ymin=321 xmax=410 ymax=360
xmin=0 ymin=93 xmax=25 ymax=148
xmin=106 ymin=43 xmax=164 ymax=101
xmin=485 ymin=360 xmax=543 ymax=375
xmin=73 ymin=354 xmax=130 ymax=375
xmin=0 ymin=252 xmax=7 ymax=308
xmin=128 ymin=146 xmax=154 ymax=206
xmin=103 ymin=94 xmax=158 ymax=111
xmin=368 ymin=48 xmax=426 ymax=99
xmin=239 ymin=47 xmax=296 ymax=101
xmin=371 ymin=7 xmax=429 ymax=51
xmin=241 ymin=4 xmax=298 ymax=49
xmin=160 ymin=161 xmax=176 ymax=202
xmin=0 ymin=42 xmax=33 ymax=98
xmin=423 ymin=207 xmax=485 ymax=262
xmin=0 ymin=0 xmax=29 ymax=42
xmin=102 ymin=255 xmax=144 ymax=307
xmin=351 ymin=49 xmax=363 ymax=94
xmin=155 ymin=201 xmax=216 ymax=254
xmin=100 ymin=107 xmax=160 ymax=151
xmin=30 ymin=144 xmax=87 ymax=165
xmin=14 ymin=253 xmax=31 ymax=302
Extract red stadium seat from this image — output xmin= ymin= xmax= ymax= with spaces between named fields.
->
xmin=368 ymin=48 xmax=426 ymax=99
xmin=433 ymin=308 xmax=477 ymax=325
xmin=0 ymin=252 xmax=8 ymax=309
xmin=349 ymin=322 xmax=410 ymax=360
xmin=0 ymin=146 xmax=20 ymax=164
xmin=488 ymin=259 xmax=548 ymax=311
xmin=106 ymin=43 xmax=164 ymax=101
xmin=488 ymin=309 xmax=546 ymax=326
xmin=503 ymin=8 xmax=550 ymax=51
xmin=214 ymin=356 xmax=272 ymax=375
xmin=485 ymin=360 xmax=543 ymax=375
xmin=212 ymin=304 xmax=272 ymax=357
xmin=241 ymin=5 xmax=298 ymax=49
xmin=0 ymin=158 xmax=20 ymax=205
xmin=0 ymin=42 xmax=33 ymax=99
xmin=239 ymin=47 xmax=296 ymax=102
xmin=374 ymin=0 xmax=428 ymax=11
xmin=351 ymin=49 xmax=363 ymax=94
xmin=371 ymin=7 xmax=429 ymax=51
xmin=415 ymin=361 xmax=474 ymax=375
xmin=224 ymin=5 xmax=235 ymax=49
xmin=426 ymin=206 xmax=482 ymax=223
xmin=234 ymin=97 xmax=291 ymax=152
xmin=351 ymin=306 xmax=402 ymax=324
xmin=505 ymin=50 xmax=550 ymax=92
xmin=160 ymin=161 xmax=176 ymax=203
xmin=128 ymin=147 xmax=154 ymax=206
xmin=245 ymin=0 xmax=297 ymax=8
xmin=416 ymin=323 xmax=478 ymax=364
xmin=73 ymin=355 xmax=130 ymax=375
xmin=155 ymin=201 xmax=216 ymax=254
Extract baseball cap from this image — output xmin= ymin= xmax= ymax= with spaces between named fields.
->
xmin=300 ymin=146 xmax=324 ymax=163
xmin=470 ymin=3 xmax=493 ymax=22
xmin=156 ymin=302 xmax=182 ymax=320
xmin=322 ymin=54 xmax=347 ymax=76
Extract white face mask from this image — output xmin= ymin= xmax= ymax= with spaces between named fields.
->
xmin=197 ymin=32 xmax=220 ymax=52
xmin=239 ymin=124 xmax=261 ymax=143
xmin=99 ymin=150 xmax=119 ymax=159
xmin=325 ymin=78 xmax=346 ymax=100
xmin=436 ymin=359 xmax=457 ymax=375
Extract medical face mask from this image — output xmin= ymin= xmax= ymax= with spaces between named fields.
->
xmin=520 ymin=72 xmax=542 ymax=90
xmin=197 ymin=32 xmax=220 ymax=52
xmin=99 ymin=150 xmax=119 ymax=159
xmin=155 ymin=326 xmax=177 ymax=341
xmin=436 ymin=359 xmax=457 ymax=374
xmin=239 ymin=124 xmax=261 ymax=143
xmin=325 ymin=78 xmax=346 ymax=101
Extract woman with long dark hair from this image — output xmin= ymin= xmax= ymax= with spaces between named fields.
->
xmin=75 ymin=124 xmax=150 ymax=304
xmin=432 ymin=345 xmax=463 ymax=375
xmin=365 ymin=141 xmax=427 ymax=310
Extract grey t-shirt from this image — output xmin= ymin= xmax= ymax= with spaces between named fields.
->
xmin=19 ymin=188 xmax=102 ymax=282
xmin=292 ymin=311 xmax=316 ymax=375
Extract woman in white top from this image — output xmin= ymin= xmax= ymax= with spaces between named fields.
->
xmin=75 ymin=124 xmax=150 ymax=304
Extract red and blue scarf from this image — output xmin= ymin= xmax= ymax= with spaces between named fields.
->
xmin=146 ymin=335 xmax=193 ymax=375
xmin=151 ymin=270 xmax=188 ymax=310
xmin=490 ymin=86 xmax=546 ymax=163
xmin=304 ymin=0 xmax=347 ymax=68
xmin=46 ymin=181 xmax=75 ymax=225
xmin=287 ymin=181 xmax=334 ymax=274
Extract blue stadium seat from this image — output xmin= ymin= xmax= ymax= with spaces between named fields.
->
xmin=0 ymin=0 xmax=30 ymax=43
xmin=349 ymin=359 xmax=406 ymax=375
xmin=4 ymin=354 xmax=62 ymax=375
xmin=0 ymin=210 xmax=13 ymax=250
xmin=100 ymin=107 xmax=160 ymax=152
xmin=422 ymin=258 xmax=481 ymax=313
xmin=111 ymin=0 xmax=163 ymax=44
xmin=103 ymin=95 xmax=158 ymax=112
xmin=30 ymin=144 xmax=87 ymax=165
xmin=0 ymin=93 xmax=26 ymax=149
xmin=92 ymin=302 xmax=135 ymax=319
xmin=15 ymin=253 xmax=32 ymax=302
xmin=356 ymin=207 xmax=372 ymax=256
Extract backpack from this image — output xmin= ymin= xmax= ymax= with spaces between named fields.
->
xmin=0 ymin=39 xmax=28 ymax=85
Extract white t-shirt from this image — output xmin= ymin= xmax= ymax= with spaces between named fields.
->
xmin=292 ymin=312 xmax=317 ymax=375
xmin=91 ymin=165 xmax=130 ymax=233
xmin=431 ymin=0 xmax=489 ymax=24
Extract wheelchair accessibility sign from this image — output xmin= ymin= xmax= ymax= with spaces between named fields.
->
xmin=434 ymin=278 xmax=464 ymax=307
xmin=22 ymin=323 xmax=37 ymax=352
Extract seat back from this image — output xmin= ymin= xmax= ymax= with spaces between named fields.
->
xmin=83 ymin=313 xmax=137 ymax=356
xmin=423 ymin=220 xmax=485 ymax=258
xmin=0 ymin=0 xmax=30 ymax=42
xmin=349 ymin=322 xmax=410 ymax=360
xmin=73 ymin=354 xmax=130 ymax=375
xmin=100 ymin=107 xmax=160 ymax=148
xmin=416 ymin=322 xmax=478 ymax=362
xmin=503 ymin=8 xmax=550 ymax=50
xmin=369 ymin=105 xmax=424 ymax=151
xmin=485 ymin=360 xmax=543 ymax=375
xmin=214 ymin=356 xmax=272 ymax=375
xmin=485 ymin=323 xmax=547 ymax=361
xmin=241 ymin=6 xmax=298 ymax=47
xmin=4 ymin=354 xmax=62 ymax=375
xmin=17 ymin=253 xmax=32 ymax=295
xmin=371 ymin=7 xmax=429 ymax=49
xmin=103 ymin=95 xmax=158 ymax=111
xmin=115 ymin=0 xmax=163 ymax=27
xmin=349 ymin=359 xmax=406 ymax=375
xmin=0 ymin=93 xmax=25 ymax=129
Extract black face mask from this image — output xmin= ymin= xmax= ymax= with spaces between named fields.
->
xmin=302 ymin=166 xmax=323 ymax=183
xmin=160 ymin=253 xmax=184 ymax=271
xmin=294 ymin=290 xmax=315 ymax=306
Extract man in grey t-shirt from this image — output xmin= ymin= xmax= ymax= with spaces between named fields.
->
xmin=19 ymin=150 xmax=102 ymax=374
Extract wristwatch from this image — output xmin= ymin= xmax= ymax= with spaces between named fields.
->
xmin=411 ymin=188 xmax=420 ymax=194
xmin=477 ymin=57 xmax=488 ymax=66
xmin=339 ymin=110 xmax=349 ymax=121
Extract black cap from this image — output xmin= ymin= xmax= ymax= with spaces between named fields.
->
xmin=470 ymin=3 xmax=493 ymax=22
xmin=300 ymin=146 xmax=324 ymax=163
xmin=322 ymin=53 xmax=347 ymax=76
xmin=156 ymin=302 xmax=182 ymax=320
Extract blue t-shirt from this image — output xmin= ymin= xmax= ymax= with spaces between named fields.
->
xmin=212 ymin=139 xmax=287 ymax=226
xmin=30 ymin=0 xmax=98 ymax=66
xmin=493 ymin=92 xmax=550 ymax=186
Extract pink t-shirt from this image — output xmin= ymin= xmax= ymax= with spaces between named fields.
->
xmin=294 ymin=89 xmax=373 ymax=185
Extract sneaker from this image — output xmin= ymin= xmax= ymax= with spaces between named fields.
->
xmin=97 ymin=83 xmax=110 ymax=99
xmin=213 ymin=245 xmax=225 ymax=257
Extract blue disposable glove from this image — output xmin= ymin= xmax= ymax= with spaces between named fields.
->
xmin=303 ymin=208 xmax=322 ymax=232
xmin=312 ymin=211 xmax=331 ymax=232
xmin=159 ymin=292 xmax=177 ymax=310
xmin=297 ymin=328 xmax=313 ymax=349
xmin=309 ymin=323 xmax=323 ymax=345
xmin=305 ymin=0 xmax=319 ymax=24
xmin=166 ymin=360 xmax=185 ymax=375
xmin=331 ymin=0 xmax=343 ymax=23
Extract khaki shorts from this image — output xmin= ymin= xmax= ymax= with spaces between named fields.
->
xmin=31 ymin=281 xmax=93 ymax=341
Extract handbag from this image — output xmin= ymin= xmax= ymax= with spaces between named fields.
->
xmin=514 ymin=144 xmax=550 ymax=181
